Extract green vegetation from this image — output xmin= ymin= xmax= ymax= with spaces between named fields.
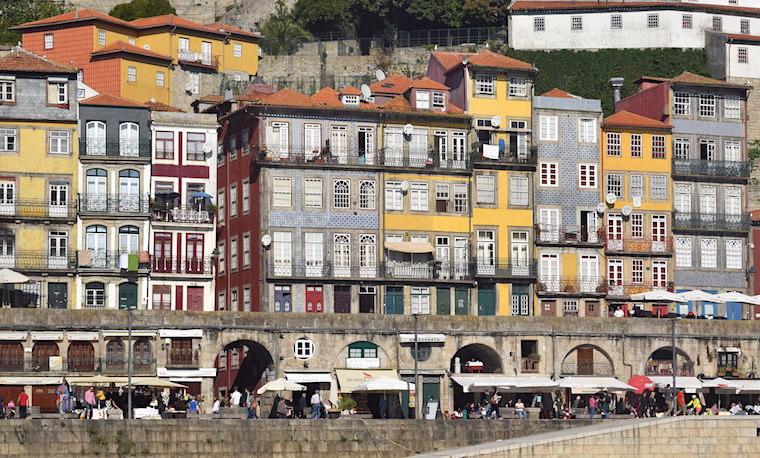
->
xmin=109 ymin=0 xmax=175 ymax=21
xmin=496 ymin=46 xmax=708 ymax=114
xmin=260 ymin=0 xmax=313 ymax=56
xmin=0 ymin=0 xmax=70 ymax=45
xmin=337 ymin=395 xmax=358 ymax=411
xmin=749 ymin=141 xmax=760 ymax=163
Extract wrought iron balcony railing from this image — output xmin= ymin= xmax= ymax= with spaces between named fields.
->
xmin=645 ymin=361 xmax=694 ymax=376
xmin=152 ymin=257 xmax=214 ymax=275
xmin=77 ymin=251 xmax=150 ymax=271
xmin=473 ymin=258 xmax=537 ymax=278
xmin=256 ymin=146 xmax=471 ymax=170
xmin=606 ymin=281 xmax=674 ymax=298
xmin=78 ymin=193 xmax=150 ymax=215
xmin=537 ymin=277 xmax=607 ymax=295
xmin=267 ymin=261 xmax=382 ymax=279
xmin=166 ymin=348 xmax=200 ymax=368
xmin=672 ymin=212 xmax=750 ymax=232
xmin=521 ymin=358 xmax=539 ymax=374
xmin=471 ymin=143 xmax=538 ymax=165
xmin=0 ymin=252 xmax=77 ymax=271
xmin=152 ymin=205 xmax=214 ymax=224
xmin=605 ymin=237 xmax=673 ymax=254
xmin=99 ymin=360 xmax=157 ymax=375
xmin=560 ymin=361 xmax=615 ymax=376
xmin=0 ymin=199 xmax=76 ymax=220
xmin=266 ymin=261 xmax=473 ymax=281
xmin=535 ymin=224 xmax=604 ymax=245
xmin=177 ymin=50 xmax=219 ymax=69
xmin=80 ymin=138 xmax=151 ymax=159
xmin=673 ymin=159 xmax=750 ymax=178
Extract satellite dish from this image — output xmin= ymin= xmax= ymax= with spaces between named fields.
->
xmin=605 ymin=193 xmax=617 ymax=205
xmin=461 ymin=58 xmax=468 ymax=66
xmin=360 ymin=84 xmax=372 ymax=101
xmin=596 ymin=202 xmax=606 ymax=214
xmin=403 ymin=123 xmax=414 ymax=136
xmin=202 ymin=144 xmax=213 ymax=153
xmin=375 ymin=69 xmax=386 ymax=81
xmin=261 ymin=234 xmax=272 ymax=247
xmin=632 ymin=196 xmax=642 ymax=208
xmin=490 ymin=115 xmax=501 ymax=127
xmin=401 ymin=181 xmax=410 ymax=192
xmin=621 ymin=205 xmax=632 ymax=217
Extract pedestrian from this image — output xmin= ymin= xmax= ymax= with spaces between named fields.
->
xmin=676 ymin=389 xmax=686 ymax=416
xmin=246 ymin=390 xmax=257 ymax=419
xmin=687 ymin=395 xmax=702 ymax=415
xmin=276 ymin=397 xmax=290 ymax=418
xmin=514 ymin=398 xmax=526 ymax=419
xmin=85 ymin=386 xmax=96 ymax=419
xmin=310 ymin=391 xmax=322 ymax=419
xmin=56 ymin=378 xmax=70 ymax=417
xmin=663 ymin=384 xmax=674 ymax=415
xmin=378 ymin=394 xmax=388 ymax=419
xmin=187 ymin=396 xmax=199 ymax=414
xmin=250 ymin=396 xmax=260 ymax=419
xmin=588 ymin=395 xmax=597 ymax=419
xmin=211 ymin=397 xmax=221 ymax=414
xmin=17 ymin=391 xmax=29 ymax=419
xmin=296 ymin=393 xmax=307 ymax=418
xmin=491 ymin=390 xmax=501 ymax=419
xmin=408 ymin=391 xmax=416 ymax=419
xmin=600 ymin=390 xmax=610 ymax=418
xmin=96 ymin=387 xmax=106 ymax=409
xmin=230 ymin=386 xmax=242 ymax=408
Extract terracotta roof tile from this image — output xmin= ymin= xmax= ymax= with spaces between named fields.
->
xmin=310 ymin=87 xmax=342 ymax=107
xmin=509 ymin=1 xmax=760 ymax=15
xmin=12 ymin=8 xmax=132 ymax=30
xmin=725 ymin=33 xmax=760 ymax=43
xmin=603 ymin=110 xmax=672 ymax=129
xmin=194 ymin=94 xmax=226 ymax=104
xmin=669 ymin=71 xmax=741 ymax=87
xmin=339 ymin=86 xmax=362 ymax=96
xmin=144 ymin=100 xmax=184 ymax=112
xmin=431 ymin=50 xmax=535 ymax=74
xmin=131 ymin=15 xmax=254 ymax=39
xmin=410 ymin=76 xmax=449 ymax=91
xmin=91 ymin=41 xmax=172 ymax=62
xmin=752 ymin=209 xmax=760 ymax=222
xmin=204 ymin=22 xmax=260 ymax=39
xmin=256 ymin=88 xmax=314 ymax=107
xmin=0 ymin=48 xmax=77 ymax=74
xmin=80 ymin=93 xmax=145 ymax=108
xmin=369 ymin=74 xmax=415 ymax=95
xmin=541 ymin=88 xmax=580 ymax=98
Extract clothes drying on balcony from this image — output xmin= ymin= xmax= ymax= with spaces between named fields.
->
xmin=384 ymin=241 xmax=434 ymax=254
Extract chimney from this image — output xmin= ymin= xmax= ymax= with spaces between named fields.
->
xmin=609 ymin=77 xmax=625 ymax=104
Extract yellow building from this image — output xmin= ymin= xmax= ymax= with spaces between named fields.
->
xmin=427 ymin=50 xmax=538 ymax=316
xmin=0 ymin=50 xmax=79 ymax=308
xmin=601 ymin=111 xmax=674 ymax=317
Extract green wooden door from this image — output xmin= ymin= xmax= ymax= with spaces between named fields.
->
xmin=454 ymin=288 xmax=469 ymax=315
xmin=436 ymin=287 xmax=450 ymax=315
xmin=118 ymin=282 xmax=137 ymax=310
xmin=477 ymin=284 xmax=496 ymax=316
xmin=384 ymin=286 xmax=404 ymax=314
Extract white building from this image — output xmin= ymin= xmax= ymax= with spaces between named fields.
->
xmin=508 ymin=1 xmax=760 ymax=50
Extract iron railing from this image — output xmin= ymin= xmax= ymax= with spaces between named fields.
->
xmin=673 ymin=159 xmax=750 ymax=178
xmin=605 ymin=237 xmax=673 ymax=254
xmin=0 ymin=354 xmax=24 ymax=372
xmin=178 ymin=50 xmax=219 ymax=68
xmin=100 ymin=359 xmax=156 ymax=375
xmin=152 ymin=205 xmax=214 ymax=224
xmin=560 ymin=361 xmax=615 ymax=376
xmin=267 ymin=261 xmax=382 ymax=279
xmin=67 ymin=356 xmax=95 ymax=372
xmin=537 ymin=277 xmax=607 ymax=295
xmin=78 ymin=193 xmax=150 ymax=215
xmin=606 ymin=282 xmax=674 ymax=298
xmin=77 ymin=251 xmax=150 ymax=270
xmin=152 ymin=257 xmax=214 ymax=275
xmin=672 ymin=212 xmax=750 ymax=231
xmin=0 ymin=199 xmax=76 ymax=220
xmin=645 ymin=361 xmax=694 ymax=376
xmin=0 ymin=252 xmax=77 ymax=271
xmin=266 ymin=261 xmax=473 ymax=280
xmin=79 ymin=138 xmax=151 ymax=159
xmin=256 ymin=147 xmax=471 ymax=170
xmin=521 ymin=358 xmax=539 ymax=373
xmin=472 ymin=144 xmax=538 ymax=165
xmin=166 ymin=348 xmax=200 ymax=368
xmin=535 ymin=225 xmax=604 ymax=245
xmin=473 ymin=258 xmax=537 ymax=278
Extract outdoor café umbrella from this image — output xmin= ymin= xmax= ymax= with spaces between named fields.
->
xmin=630 ymin=290 xmax=686 ymax=302
xmin=681 ymin=289 xmax=724 ymax=317
xmin=189 ymin=191 xmax=214 ymax=200
xmin=353 ymin=377 xmax=415 ymax=392
xmin=256 ymin=377 xmax=306 ymax=395
xmin=126 ymin=377 xmax=188 ymax=389
xmin=627 ymin=375 xmax=655 ymax=395
xmin=0 ymin=269 xmax=29 ymax=284
xmin=716 ymin=291 xmax=760 ymax=305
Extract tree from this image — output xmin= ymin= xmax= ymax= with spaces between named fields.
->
xmin=260 ymin=0 xmax=313 ymax=56
xmin=109 ymin=0 xmax=175 ymax=22
xmin=461 ymin=0 xmax=509 ymax=27
xmin=293 ymin=0 xmax=350 ymax=36
xmin=0 ymin=0 xmax=70 ymax=45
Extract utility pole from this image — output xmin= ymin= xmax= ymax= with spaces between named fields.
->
xmin=671 ymin=317 xmax=676 ymax=415
xmin=127 ymin=301 xmax=133 ymax=419
xmin=413 ymin=313 xmax=419 ymax=420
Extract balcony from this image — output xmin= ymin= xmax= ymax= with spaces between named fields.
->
xmin=266 ymin=261 xmax=473 ymax=282
xmin=268 ymin=261 xmax=382 ymax=280
xmin=535 ymin=225 xmax=604 ymax=247
xmin=0 ymin=251 xmax=77 ymax=272
xmin=99 ymin=359 xmax=157 ymax=375
xmin=537 ymin=277 xmax=607 ymax=296
xmin=80 ymin=138 xmax=151 ymax=160
xmin=473 ymin=258 xmax=537 ymax=279
xmin=645 ymin=361 xmax=694 ymax=376
xmin=560 ymin=361 xmax=615 ymax=376
xmin=606 ymin=281 xmax=674 ymax=299
xmin=78 ymin=193 xmax=150 ymax=216
xmin=178 ymin=49 xmax=219 ymax=69
xmin=521 ymin=358 xmax=539 ymax=374
xmin=152 ymin=257 xmax=214 ymax=276
xmin=166 ymin=347 xmax=200 ymax=368
xmin=77 ymin=251 xmax=150 ymax=272
xmin=605 ymin=237 xmax=673 ymax=256
xmin=0 ymin=199 xmax=76 ymax=222
xmin=471 ymin=144 xmax=537 ymax=170
xmin=672 ymin=159 xmax=750 ymax=180
xmin=672 ymin=212 xmax=750 ymax=233
xmin=152 ymin=204 xmax=213 ymax=225
xmin=0 ymin=355 xmax=24 ymax=372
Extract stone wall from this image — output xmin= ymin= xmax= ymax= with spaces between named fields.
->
xmin=0 ymin=419 xmax=594 ymax=457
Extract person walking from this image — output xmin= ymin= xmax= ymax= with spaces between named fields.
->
xmin=664 ymin=384 xmax=674 ymax=415
xmin=230 ymin=387 xmax=242 ymax=408
xmin=296 ymin=393 xmax=307 ymax=418
xmin=676 ymin=389 xmax=686 ymax=416
xmin=408 ymin=391 xmax=416 ymax=419
xmin=56 ymin=379 xmax=70 ymax=417
xmin=686 ymin=395 xmax=702 ymax=415
xmin=246 ymin=390 xmax=257 ymax=419
xmin=310 ymin=391 xmax=322 ymax=419
xmin=491 ymin=390 xmax=502 ymax=419
xmin=17 ymin=391 xmax=29 ymax=419
xmin=588 ymin=395 xmax=597 ymax=419
xmin=84 ymin=386 xmax=96 ymax=419
xmin=514 ymin=398 xmax=526 ymax=419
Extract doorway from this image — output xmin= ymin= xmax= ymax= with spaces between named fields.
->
xmin=47 ymin=282 xmax=67 ymax=309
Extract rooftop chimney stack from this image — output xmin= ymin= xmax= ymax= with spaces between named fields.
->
xmin=610 ymin=77 xmax=625 ymax=104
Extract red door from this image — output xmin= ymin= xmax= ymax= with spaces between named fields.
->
xmin=652 ymin=304 xmax=669 ymax=318
xmin=187 ymin=286 xmax=204 ymax=311
xmin=305 ymin=285 xmax=323 ymax=313
xmin=153 ymin=233 xmax=172 ymax=272
xmin=185 ymin=234 xmax=204 ymax=274
xmin=541 ymin=300 xmax=556 ymax=316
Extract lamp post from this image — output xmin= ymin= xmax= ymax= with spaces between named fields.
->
xmin=413 ymin=312 xmax=419 ymax=420
xmin=127 ymin=301 xmax=133 ymax=419
xmin=670 ymin=316 xmax=677 ymax=416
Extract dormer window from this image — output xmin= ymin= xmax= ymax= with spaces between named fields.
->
xmin=475 ymin=74 xmax=494 ymax=95
xmin=342 ymin=95 xmax=359 ymax=106
xmin=415 ymin=90 xmax=430 ymax=109
xmin=432 ymin=91 xmax=445 ymax=110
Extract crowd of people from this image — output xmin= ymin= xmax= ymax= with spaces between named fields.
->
xmin=0 ymin=391 xmax=29 ymax=419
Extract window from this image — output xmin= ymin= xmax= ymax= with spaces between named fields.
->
xmin=632 ymin=259 xmax=644 ymax=284
xmin=304 ymin=178 xmax=322 ymax=208
xmin=217 ymin=240 xmax=225 ymax=274
xmin=385 ymin=181 xmax=403 ymax=211
xmin=47 ymin=81 xmax=67 ymax=104
xmin=415 ymin=90 xmax=430 ymax=109
xmin=578 ymin=164 xmax=597 ymax=188
xmin=453 ymin=184 xmax=468 ymax=213
xmin=726 ymin=239 xmax=743 ymax=269
xmin=474 ymin=74 xmax=494 ymax=95
xmin=410 ymin=182 xmax=428 ymax=211
xmin=435 ymin=183 xmax=449 ymax=212
xmin=652 ymin=136 xmax=666 ymax=158
xmin=156 ymin=71 xmax=165 ymax=87
xmin=674 ymin=138 xmax=690 ymax=160
xmin=676 ymin=237 xmax=692 ymax=267
xmin=509 ymin=77 xmax=527 ymax=97
xmin=186 ymin=132 xmax=206 ymax=161
xmin=0 ymin=128 xmax=17 ymax=152
xmin=85 ymin=282 xmax=105 ymax=308
xmin=611 ymin=14 xmax=622 ymax=29
xmin=242 ymin=233 xmax=250 ymax=268
xmin=155 ymin=131 xmax=174 ymax=159
xmin=272 ymin=177 xmax=292 ymax=207
xmin=333 ymin=180 xmax=350 ymax=209
xmin=674 ymin=93 xmax=690 ymax=115
xmin=724 ymin=99 xmax=741 ymax=119
xmin=44 ymin=33 xmax=53 ymax=49
xmin=699 ymin=94 xmax=715 ymax=117
xmin=712 ymin=16 xmax=722 ymax=32
xmin=233 ymin=43 xmax=242 ymax=57
xmin=534 ymin=16 xmax=545 ymax=31
xmin=349 ymin=342 xmax=378 ymax=359
xmin=630 ymin=174 xmax=643 ymax=199
xmin=607 ymin=174 xmax=622 ymax=198
xmin=294 ymin=338 xmax=315 ymax=360
xmin=738 ymin=48 xmax=748 ymax=64
xmin=242 ymin=287 xmax=251 ymax=311
xmin=359 ymin=181 xmax=375 ymax=209
xmin=647 ymin=13 xmax=659 ymax=28
xmin=701 ymin=238 xmax=718 ymax=268
xmin=476 ymin=175 xmax=495 ymax=204
xmin=571 ymin=16 xmax=582 ymax=30
xmin=540 ymin=162 xmax=558 ymax=187
xmin=432 ymin=91 xmax=445 ymax=109
xmin=630 ymin=134 xmax=642 ymax=157
xmin=242 ymin=179 xmax=250 ymax=213
xmin=606 ymin=132 xmax=621 ymax=156
xmin=217 ymin=189 xmax=225 ymax=220
xmin=652 ymin=260 xmax=667 ymax=288
xmin=217 ymin=291 xmax=226 ymax=311
xmin=578 ymin=118 xmax=597 ymax=143
xmin=741 ymin=19 xmax=750 ymax=35
xmin=0 ymin=79 xmax=15 ymax=102
xmin=510 ymin=176 xmax=529 ymax=206
xmin=631 ymin=213 xmax=644 ymax=238
xmin=539 ymin=115 xmax=558 ymax=141
xmin=127 ymin=66 xmax=136 ymax=82
xmin=411 ymin=287 xmax=431 ymax=314
xmin=682 ymin=14 xmax=692 ymax=29
xmin=230 ymin=238 xmax=238 ymax=271
xmin=97 ymin=30 xmax=106 ymax=46
xmin=49 ymin=131 xmax=70 ymax=154
xmin=273 ymin=232 xmax=292 ymax=275
xmin=651 ymin=176 xmax=667 ymax=200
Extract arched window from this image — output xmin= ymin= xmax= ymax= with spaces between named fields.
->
xmin=118 ymin=169 xmax=141 ymax=212
xmin=118 ymin=225 xmax=139 ymax=254
xmin=31 ymin=341 xmax=59 ymax=371
xmin=0 ymin=342 xmax=24 ymax=371
xmin=134 ymin=340 xmax=153 ymax=368
xmin=333 ymin=180 xmax=349 ymax=209
xmin=84 ymin=169 xmax=108 ymax=212
xmin=85 ymin=282 xmax=105 ymax=308
xmin=85 ymin=225 xmax=107 ymax=268
xmin=106 ymin=340 xmax=124 ymax=367
xmin=359 ymin=180 xmax=376 ymax=210
xmin=67 ymin=341 xmax=95 ymax=372
xmin=119 ymin=122 xmax=139 ymax=157
xmin=86 ymin=121 xmax=106 ymax=155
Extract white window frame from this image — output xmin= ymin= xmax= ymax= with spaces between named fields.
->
xmin=726 ymin=239 xmax=743 ymax=270
xmin=652 ymin=135 xmax=666 ymax=158
xmin=98 ymin=30 xmax=106 ymax=46
xmin=294 ymin=338 xmax=315 ymax=360
xmin=385 ymin=181 xmax=403 ymax=211
xmin=452 ymin=183 xmax=468 ymax=213
xmin=49 ymin=130 xmax=70 ymax=155
xmin=415 ymin=90 xmax=430 ymax=109
xmin=607 ymin=173 xmax=622 ymax=198
xmin=44 ymin=33 xmax=54 ymax=49
xmin=272 ymin=177 xmax=292 ymax=208
xmin=508 ymin=77 xmax=527 ymax=98
xmin=242 ymin=179 xmax=250 ymax=213
xmin=738 ymin=47 xmax=748 ymax=64
xmin=699 ymin=94 xmax=715 ymax=117
xmin=411 ymin=287 xmax=431 ymax=315
xmin=156 ymin=71 xmax=165 ymax=87
xmin=333 ymin=179 xmax=350 ymax=209
xmin=724 ymin=99 xmax=741 ymax=119
xmin=0 ymin=128 xmax=16 ymax=152
xmin=539 ymin=115 xmax=558 ymax=141
xmin=578 ymin=118 xmax=597 ymax=143
xmin=650 ymin=175 xmax=667 ymax=200
xmin=127 ymin=66 xmax=137 ymax=82
xmin=0 ymin=80 xmax=15 ymax=102
xmin=674 ymin=93 xmax=690 ymax=115
xmin=410 ymin=182 xmax=429 ymax=211
xmin=303 ymin=178 xmax=323 ymax=209
xmin=676 ymin=237 xmax=693 ymax=268
xmin=579 ymin=164 xmax=597 ymax=189
xmin=230 ymin=237 xmax=238 ymax=271
xmin=606 ymin=132 xmax=621 ymax=156
xmin=476 ymin=174 xmax=495 ymax=204
xmin=630 ymin=134 xmax=642 ymax=157
xmin=510 ymin=176 xmax=529 ymax=206
xmin=432 ymin=91 xmax=445 ymax=109
xmin=233 ymin=43 xmax=242 ymax=58
xmin=630 ymin=174 xmax=643 ymax=199
xmin=631 ymin=213 xmax=644 ymax=239
xmin=242 ymin=233 xmax=251 ymax=268
xmin=474 ymin=74 xmax=494 ymax=95
xmin=701 ymin=238 xmax=718 ymax=268
xmin=359 ymin=180 xmax=376 ymax=210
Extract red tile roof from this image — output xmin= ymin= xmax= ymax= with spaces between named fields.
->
xmin=0 ymin=48 xmax=77 ymax=74
xmin=431 ymin=50 xmax=536 ymax=74
xmin=752 ymin=209 xmax=760 ymax=222
xmin=603 ymin=110 xmax=672 ymax=129
xmin=636 ymin=71 xmax=749 ymax=89
xmin=509 ymin=1 xmax=760 ymax=16
xmin=12 ymin=8 xmax=132 ymax=30
xmin=410 ymin=76 xmax=449 ymax=91
xmin=310 ymin=87 xmax=343 ymax=108
xmin=369 ymin=74 xmax=415 ymax=95
xmin=204 ymin=22 xmax=260 ymax=39
xmin=254 ymin=88 xmax=313 ymax=107
xmin=194 ymin=94 xmax=226 ymax=104
xmin=725 ymin=33 xmax=760 ymax=43
xmin=144 ymin=100 xmax=184 ymax=112
xmin=541 ymin=88 xmax=579 ymax=99
xmin=91 ymin=41 xmax=172 ymax=63
xmin=339 ymin=86 xmax=362 ymax=96
xmin=80 ymin=93 xmax=145 ymax=108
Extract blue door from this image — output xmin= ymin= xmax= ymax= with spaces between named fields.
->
xmin=702 ymin=290 xmax=718 ymax=317
xmin=676 ymin=289 xmax=694 ymax=316
xmin=726 ymin=302 xmax=743 ymax=320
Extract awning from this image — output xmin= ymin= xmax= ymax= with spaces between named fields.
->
xmin=559 ymin=377 xmax=635 ymax=393
xmin=648 ymin=376 xmax=703 ymax=393
xmin=335 ymin=369 xmax=398 ymax=393
xmin=157 ymin=367 xmax=216 ymax=378
xmin=0 ymin=331 xmax=27 ymax=340
xmin=285 ymin=372 xmax=333 ymax=384
xmin=702 ymin=377 xmax=742 ymax=393
xmin=398 ymin=333 xmax=446 ymax=343
xmin=67 ymin=375 xmax=128 ymax=386
xmin=30 ymin=331 xmax=63 ymax=341
xmin=451 ymin=375 xmax=557 ymax=393
xmin=0 ymin=376 xmax=62 ymax=385
xmin=159 ymin=329 xmax=203 ymax=338
xmin=384 ymin=241 xmax=434 ymax=254
xmin=67 ymin=331 xmax=99 ymax=341
xmin=737 ymin=380 xmax=760 ymax=394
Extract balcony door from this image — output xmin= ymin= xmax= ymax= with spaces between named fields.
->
xmin=119 ymin=122 xmax=139 ymax=157
xmin=476 ymin=230 xmax=495 ymax=275
xmin=539 ymin=208 xmax=559 ymax=242
xmin=579 ymin=254 xmax=599 ymax=293
xmin=725 ymin=186 xmax=742 ymax=221
xmin=304 ymin=232 xmax=323 ymax=277
xmin=606 ymin=214 xmax=623 ymax=251
xmin=0 ymin=180 xmax=13 ymax=215
xmin=674 ymin=184 xmax=691 ymax=214
xmin=357 ymin=127 xmax=374 ymax=164
xmin=607 ymin=259 xmax=623 ymax=296
xmin=453 ymin=237 xmax=469 ymax=279
xmin=86 ymin=225 xmax=107 ymax=268
xmin=118 ymin=169 xmax=140 ymax=212
xmin=48 ymin=183 xmax=68 ymax=217
xmin=331 ymin=126 xmax=348 ymax=164
xmin=436 ymin=236 xmax=450 ymax=279
xmin=201 ymin=41 xmax=212 ymax=65
xmin=85 ymin=121 xmax=105 ymax=155
xmin=651 ymin=215 xmax=667 ymax=252
xmin=539 ymin=254 xmax=559 ymax=292
xmin=86 ymin=169 xmax=107 ymax=212
xmin=511 ymin=231 xmax=529 ymax=275
xmin=699 ymin=185 xmax=716 ymax=224
xmin=384 ymin=129 xmax=403 ymax=166
xmin=186 ymin=233 xmax=204 ymax=274
xmin=333 ymin=234 xmax=350 ymax=277
xmin=153 ymin=232 xmax=172 ymax=272
xmin=48 ymin=230 xmax=68 ymax=269
xmin=118 ymin=281 xmax=137 ymax=310
xmin=409 ymin=130 xmax=427 ymax=167
xmin=118 ymin=225 xmax=139 ymax=254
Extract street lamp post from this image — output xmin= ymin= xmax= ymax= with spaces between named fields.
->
xmin=413 ymin=313 xmax=419 ymax=420
xmin=127 ymin=302 xmax=133 ymax=419
xmin=671 ymin=317 xmax=677 ymax=415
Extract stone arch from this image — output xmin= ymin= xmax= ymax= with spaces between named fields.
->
xmin=31 ymin=341 xmax=59 ymax=372
xmin=334 ymin=340 xmax=392 ymax=369
xmin=646 ymin=346 xmax=693 ymax=376
xmin=450 ymin=343 xmax=503 ymax=374
xmin=560 ymin=344 xmax=615 ymax=376
xmin=214 ymin=338 xmax=274 ymax=398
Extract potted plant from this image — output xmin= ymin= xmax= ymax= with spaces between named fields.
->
xmin=528 ymin=352 xmax=541 ymax=362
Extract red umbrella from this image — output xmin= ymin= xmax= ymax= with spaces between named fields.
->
xmin=627 ymin=375 xmax=655 ymax=395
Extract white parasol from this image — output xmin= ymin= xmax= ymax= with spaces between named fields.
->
xmin=256 ymin=377 xmax=307 ymax=395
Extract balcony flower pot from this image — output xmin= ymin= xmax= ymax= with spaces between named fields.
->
xmin=528 ymin=352 xmax=541 ymax=362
